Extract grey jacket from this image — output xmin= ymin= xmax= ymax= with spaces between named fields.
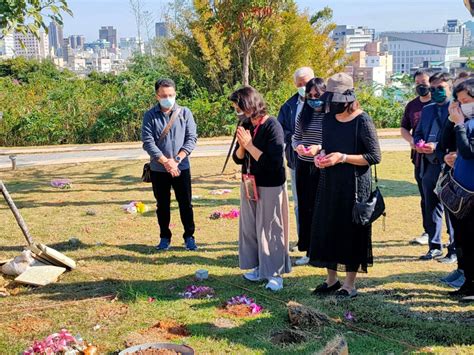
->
xmin=141 ymin=103 xmax=197 ymax=172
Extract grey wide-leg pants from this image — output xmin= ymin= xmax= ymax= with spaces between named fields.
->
xmin=238 ymin=183 xmax=292 ymax=279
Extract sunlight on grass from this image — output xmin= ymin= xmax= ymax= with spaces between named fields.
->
xmin=0 ymin=152 xmax=473 ymax=354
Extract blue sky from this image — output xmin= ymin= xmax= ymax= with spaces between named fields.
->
xmin=62 ymin=0 xmax=472 ymax=41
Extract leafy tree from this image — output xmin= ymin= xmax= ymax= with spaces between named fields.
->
xmin=0 ymin=0 xmax=72 ymax=39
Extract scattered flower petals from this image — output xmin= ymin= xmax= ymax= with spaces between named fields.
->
xmin=181 ymin=285 xmax=215 ymax=299
xmin=23 ymin=329 xmax=80 ymax=354
xmin=122 ymin=201 xmax=149 ymax=214
xmin=51 ymin=179 xmax=72 ymax=189
xmin=148 ymin=297 xmax=156 ymax=303
xmin=344 ymin=311 xmax=355 ymax=322
xmin=225 ymin=295 xmax=263 ymax=314
xmin=209 ymin=208 xmax=240 ymax=220
xmin=210 ymin=189 xmax=232 ymax=195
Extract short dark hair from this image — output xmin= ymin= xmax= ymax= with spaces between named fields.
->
xmin=228 ymin=86 xmax=268 ymax=120
xmin=300 ymin=77 xmax=326 ymax=130
xmin=453 ymin=78 xmax=474 ymax=99
xmin=155 ymin=78 xmax=176 ymax=92
xmin=413 ymin=69 xmax=433 ymax=80
xmin=429 ymin=72 xmax=452 ymax=85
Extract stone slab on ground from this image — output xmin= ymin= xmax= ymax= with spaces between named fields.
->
xmin=14 ymin=265 xmax=66 ymax=286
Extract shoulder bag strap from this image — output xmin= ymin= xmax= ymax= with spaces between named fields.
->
xmin=354 ymin=117 xmax=359 ymax=200
xmin=158 ymin=107 xmax=182 ymax=145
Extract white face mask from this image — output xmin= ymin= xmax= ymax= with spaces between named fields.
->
xmin=159 ymin=96 xmax=176 ymax=109
xmin=461 ymin=102 xmax=474 ymax=118
xmin=297 ymin=86 xmax=306 ymax=97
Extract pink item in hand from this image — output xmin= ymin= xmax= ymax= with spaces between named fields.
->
xmin=416 ymin=140 xmax=426 ymax=148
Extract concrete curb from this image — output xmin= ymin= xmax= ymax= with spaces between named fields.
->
xmin=0 ymin=130 xmax=400 ymax=156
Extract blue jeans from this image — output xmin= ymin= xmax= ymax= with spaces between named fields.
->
xmin=290 ymin=168 xmax=299 ymax=236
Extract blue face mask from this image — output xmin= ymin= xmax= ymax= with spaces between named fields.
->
xmin=307 ymin=99 xmax=324 ymax=109
xmin=159 ymin=96 xmax=176 ymax=109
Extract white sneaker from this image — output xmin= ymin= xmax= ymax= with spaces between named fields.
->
xmin=243 ymin=268 xmax=262 ymax=282
xmin=265 ymin=277 xmax=283 ymax=291
xmin=409 ymin=233 xmax=429 ymax=245
xmin=295 ymin=256 xmax=310 ymax=266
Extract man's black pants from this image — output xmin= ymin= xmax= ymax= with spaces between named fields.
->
xmin=151 ymin=169 xmax=195 ymax=240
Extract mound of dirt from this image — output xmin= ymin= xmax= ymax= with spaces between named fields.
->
xmin=287 ymin=301 xmax=329 ymax=329
xmin=271 ymin=329 xmax=308 ymax=345
xmin=219 ymin=304 xmax=256 ymax=317
xmin=125 ymin=320 xmax=190 ymax=347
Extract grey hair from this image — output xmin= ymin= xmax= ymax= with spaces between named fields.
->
xmin=293 ymin=67 xmax=315 ymax=82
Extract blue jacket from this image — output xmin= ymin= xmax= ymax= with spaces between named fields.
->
xmin=277 ymin=93 xmax=300 ymax=169
xmin=141 ymin=103 xmax=197 ymax=172
xmin=414 ymin=101 xmax=450 ymax=165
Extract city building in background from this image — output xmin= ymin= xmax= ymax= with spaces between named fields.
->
xmin=0 ymin=33 xmax=15 ymax=58
xmin=14 ymin=31 xmax=50 ymax=59
xmin=381 ymin=31 xmax=462 ymax=74
xmin=444 ymin=19 xmax=471 ymax=47
xmin=48 ymin=21 xmax=64 ymax=57
xmin=155 ymin=22 xmax=169 ymax=38
xmin=345 ymin=41 xmax=393 ymax=92
xmin=119 ymin=37 xmax=143 ymax=60
xmin=332 ymin=25 xmax=375 ymax=53
xmin=99 ymin=26 xmax=117 ymax=52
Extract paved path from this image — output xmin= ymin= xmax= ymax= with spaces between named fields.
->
xmin=0 ymin=138 xmax=409 ymax=169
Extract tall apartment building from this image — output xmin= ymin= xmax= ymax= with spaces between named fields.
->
xmin=381 ymin=32 xmax=462 ymax=74
xmin=0 ymin=33 xmax=15 ymax=58
xmin=155 ymin=22 xmax=168 ymax=38
xmin=14 ymin=31 xmax=50 ymax=59
xmin=99 ymin=26 xmax=117 ymax=51
xmin=48 ymin=21 xmax=64 ymax=56
xmin=332 ymin=25 xmax=375 ymax=54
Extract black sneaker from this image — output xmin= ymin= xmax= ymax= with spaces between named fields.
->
xmin=419 ymin=249 xmax=443 ymax=260
xmin=448 ymin=283 xmax=473 ymax=297
xmin=335 ymin=288 xmax=358 ymax=298
xmin=312 ymin=280 xmax=341 ymax=295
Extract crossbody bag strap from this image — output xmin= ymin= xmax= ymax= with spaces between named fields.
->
xmin=158 ymin=107 xmax=182 ymax=145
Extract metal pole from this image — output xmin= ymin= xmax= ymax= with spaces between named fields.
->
xmin=0 ymin=180 xmax=35 ymax=245
xmin=221 ymin=121 xmax=241 ymax=174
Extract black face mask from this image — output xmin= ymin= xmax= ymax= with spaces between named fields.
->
xmin=416 ymin=84 xmax=430 ymax=97
xmin=330 ymin=102 xmax=348 ymax=114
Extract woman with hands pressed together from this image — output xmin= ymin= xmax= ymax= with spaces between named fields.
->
xmin=309 ymin=73 xmax=382 ymax=299
xmin=291 ymin=77 xmax=326 ymax=266
xmin=230 ymin=86 xmax=291 ymax=292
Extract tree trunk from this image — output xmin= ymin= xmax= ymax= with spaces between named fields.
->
xmin=242 ymin=45 xmax=250 ymax=86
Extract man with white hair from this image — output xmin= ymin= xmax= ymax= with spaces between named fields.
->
xmin=277 ymin=66 xmax=314 ymax=265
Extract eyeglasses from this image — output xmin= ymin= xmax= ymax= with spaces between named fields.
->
xmin=429 ymin=86 xmax=446 ymax=93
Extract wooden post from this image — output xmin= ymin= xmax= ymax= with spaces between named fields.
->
xmin=0 ymin=180 xmax=35 ymax=246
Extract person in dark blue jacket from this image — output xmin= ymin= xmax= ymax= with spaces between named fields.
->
xmin=414 ymin=72 xmax=455 ymax=261
xmin=277 ymin=67 xmax=314 ymax=262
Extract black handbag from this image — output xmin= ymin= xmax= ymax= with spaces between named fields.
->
xmin=438 ymin=170 xmax=474 ymax=219
xmin=351 ymin=118 xmax=386 ymax=226
xmin=142 ymin=163 xmax=152 ymax=183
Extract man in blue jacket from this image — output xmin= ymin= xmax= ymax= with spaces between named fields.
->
xmin=277 ymin=67 xmax=314 ymax=265
xmin=414 ymin=72 xmax=455 ymax=261
xmin=142 ymin=78 xmax=198 ymax=251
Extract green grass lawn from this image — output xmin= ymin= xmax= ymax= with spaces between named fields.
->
xmin=0 ymin=152 xmax=473 ymax=354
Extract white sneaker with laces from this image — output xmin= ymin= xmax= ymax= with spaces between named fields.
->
xmin=295 ymin=256 xmax=310 ymax=266
xmin=243 ymin=268 xmax=262 ymax=282
xmin=409 ymin=233 xmax=429 ymax=245
xmin=265 ymin=277 xmax=283 ymax=291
